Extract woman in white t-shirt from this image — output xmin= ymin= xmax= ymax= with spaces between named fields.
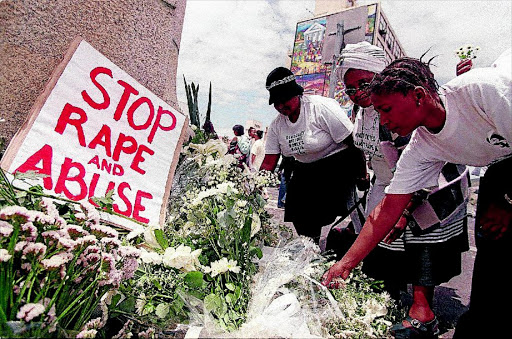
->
xmin=322 ymin=49 xmax=512 ymax=338
xmin=260 ymin=67 xmax=366 ymax=243
xmin=336 ymin=42 xmax=470 ymax=338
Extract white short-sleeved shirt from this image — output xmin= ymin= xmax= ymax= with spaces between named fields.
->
xmin=250 ymin=139 xmax=265 ymax=170
xmin=353 ymin=106 xmax=394 ymax=184
xmin=265 ymin=95 xmax=353 ymax=163
xmin=387 ymin=65 xmax=512 ymax=194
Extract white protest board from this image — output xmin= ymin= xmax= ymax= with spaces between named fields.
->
xmin=1 ymin=37 xmax=188 ymax=230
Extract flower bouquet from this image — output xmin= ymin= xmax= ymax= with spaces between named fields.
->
xmin=455 ymin=44 xmax=480 ymax=60
xmin=110 ymin=138 xmax=283 ymax=335
xmin=0 ymin=170 xmax=140 ymax=338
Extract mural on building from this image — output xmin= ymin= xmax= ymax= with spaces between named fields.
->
xmin=296 ymin=73 xmax=328 ymax=96
xmin=365 ymin=4 xmax=377 ymax=44
xmin=291 ymin=17 xmax=328 ymax=76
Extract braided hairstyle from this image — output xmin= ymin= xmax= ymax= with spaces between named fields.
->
xmin=370 ymin=55 xmax=440 ymax=100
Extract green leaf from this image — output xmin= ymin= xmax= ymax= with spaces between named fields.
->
xmin=250 ymin=246 xmax=263 ymax=259
xmin=241 ymin=208 xmax=253 ymax=243
xmin=225 ymin=282 xmax=235 ymax=291
xmin=184 ymin=271 xmax=204 ymax=288
xmin=151 ymin=279 xmax=163 ymax=289
xmin=204 ymin=293 xmax=227 ymax=316
xmin=225 ymin=293 xmax=235 ymax=304
xmin=154 ymin=229 xmax=169 ymax=249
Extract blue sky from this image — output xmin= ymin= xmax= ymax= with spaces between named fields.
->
xmin=176 ymin=0 xmax=512 ymax=137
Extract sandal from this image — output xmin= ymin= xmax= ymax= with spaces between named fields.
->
xmin=391 ymin=316 xmax=440 ymax=339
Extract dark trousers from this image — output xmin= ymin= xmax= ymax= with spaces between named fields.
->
xmin=454 ymin=157 xmax=512 ymax=338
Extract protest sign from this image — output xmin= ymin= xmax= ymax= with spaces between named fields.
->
xmin=0 ymin=37 xmax=188 ymax=230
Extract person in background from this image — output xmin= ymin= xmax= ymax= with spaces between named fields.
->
xmin=227 ymin=124 xmax=251 ymax=168
xmin=250 ymin=130 xmax=265 ymax=171
xmin=276 ymin=155 xmax=295 ymax=209
xmin=260 ymin=66 xmax=366 ymax=244
xmin=336 ymin=41 xmax=470 ymax=337
xmin=322 ymin=49 xmax=512 ymax=339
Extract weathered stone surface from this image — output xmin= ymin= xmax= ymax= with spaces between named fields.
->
xmin=0 ymin=0 xmax=187 ymax=146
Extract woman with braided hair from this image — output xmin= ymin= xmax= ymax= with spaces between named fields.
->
xmin=322 ymin=49 xmax=512 ymax=338
xmin=337 ymin=43 xmax=470 ymax=338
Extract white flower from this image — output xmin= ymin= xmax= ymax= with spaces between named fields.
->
xmin=204 ymin=257 xmax=240 ymax=277
xmin=135 ymin=293 xmax=147 ymax=316
xmin=363 ymin=299 xmax=387 ymax=322
xmin=0 ymin=249 xmax=12 ymax=262
xmin=162 ymin=244 xmax=201 ymax=272
xmin=76 ymin=329 xmax=98 ymax=338
xmin=250 ymin=212 xmax=261 ymax=237
xmin=143 ymin=225 xmax=162 ymax=249
xmin=139 ymin=248 xmax=163 ymax=265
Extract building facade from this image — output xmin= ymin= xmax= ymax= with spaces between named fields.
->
xmin=290 ymin=1 xmax=405 ymax=115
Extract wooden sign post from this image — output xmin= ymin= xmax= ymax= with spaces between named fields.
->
xmin=0 ymin=38 xmax=188 ymax=230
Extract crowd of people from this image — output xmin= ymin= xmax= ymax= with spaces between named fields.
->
xmin=259 ymin=45 xmax=511 ymax=338
xmin=226 ymin=124 xmax=267 ymax=172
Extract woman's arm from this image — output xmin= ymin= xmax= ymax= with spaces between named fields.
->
xmin=322 ymin=192 xmax=413 ymax=285
xmin=260 ymin=154 xmax=280 ymax=172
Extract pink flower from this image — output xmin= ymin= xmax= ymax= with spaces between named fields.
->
xmin=64 ymin=225 xmax=89 ymax=239
xmin=76 ymin=235 xmax=98 ymax=247
xmin=17 ymin=303 xmax=45 ymax=322
xmin=21 ymin=222 xmax=38 ymax=241
xmin=122 ymin=257 xmax=139 ymax=280
xmin=0 ymin=220 xmax=13 ymax=237
xmin=14 ymin=241 xmax=28 ymax=252
xmin=0 ymin=205 xmax=31 ymax=222
xmin=100 ymin=237 xmax=121 ymax=251
xmin=41 ymin=252 xmax=74 ymax=270
xmin=0 ymin=248 xmax=12 ymax=262
xmin=58 ymin=237 xmax=78 ymax=250
xmin=22 ymin=242 xmax=46 ymax=259
xmin=80 ymin=201 xmax=100 ymax=225
xmin=90 ymin=225 xmax=118 ymax=239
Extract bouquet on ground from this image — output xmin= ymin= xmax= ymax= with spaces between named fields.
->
xmin=0 ymin=170 xmax=140 ymax=338
xmin=112 ymin=137 xmax=282 ymax=334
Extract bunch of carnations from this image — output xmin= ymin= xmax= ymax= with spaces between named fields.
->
xmin=0 ymin=192 xmax=140 ymax=338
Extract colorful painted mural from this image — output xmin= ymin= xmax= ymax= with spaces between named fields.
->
xmin=365 ymin=4 xmax=377 ymax=44
xmin=295 ymin=73 xmax=328 ymax=96
xmin=291 ymin=17 xmax=328 ymax=76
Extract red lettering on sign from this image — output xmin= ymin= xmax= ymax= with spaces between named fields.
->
xmin=133 ymin=190 xmax=152 ymax=223
xmin=81 ymin=67 xmax=113 ymax=110
xmin=112 ymin=133 xmax=138 ymax=162
xmin=113 ymin=182 xmax=132 ymax=216
xmin=54 ymin=157 xmax=87 ymax=200
xmin=88 ymin=124 xmax=112 ymax=157
xmin=14 ymin=144 xmax=54 ymax=190
xmin=127 ymin=97 xmax=154 ymax=130
xmin=148 ymin=107 xmax=176 ymax=143
xmin=130 ymin=144 xmax=154 ymax=175
xmin=114 ymin=80 xmax=139 ymax=121
xmin=55 ymin=103 xmax=88 ymax=146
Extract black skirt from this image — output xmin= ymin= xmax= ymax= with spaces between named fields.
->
xmin=284 ymin=145 xmax=363 ymax=227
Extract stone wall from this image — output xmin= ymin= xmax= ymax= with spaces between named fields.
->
xmin=0 ymin=0 xmax=187 ymax=147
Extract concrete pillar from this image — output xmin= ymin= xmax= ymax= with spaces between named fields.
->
xmin=0 ymin=0 xmax=187 ymax=148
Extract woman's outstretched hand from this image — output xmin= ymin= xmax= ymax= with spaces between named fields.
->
xmin=321 ymin=258 xmax=354 ymax=288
